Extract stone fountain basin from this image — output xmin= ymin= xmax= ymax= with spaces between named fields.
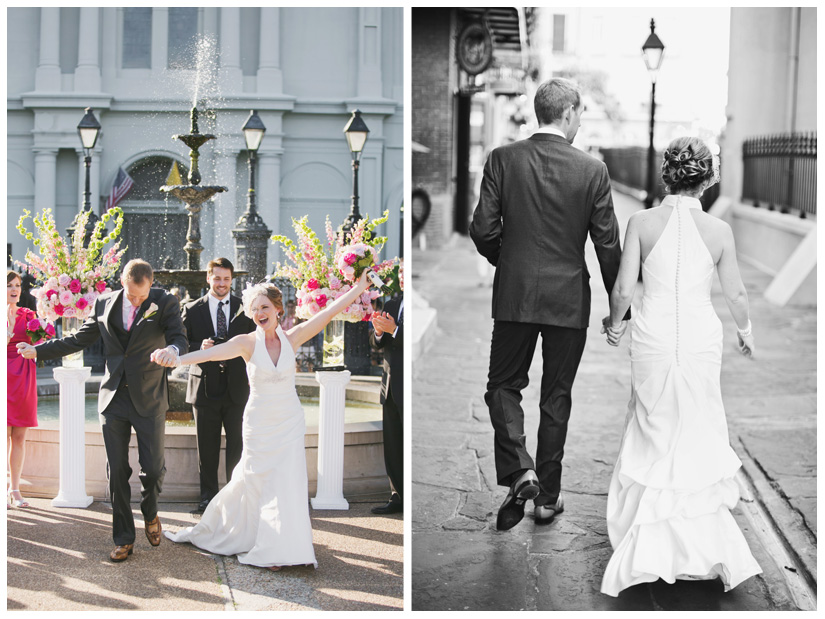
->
xmin=160 ymin=184 xmax=227 ymax=206
xmin=23 ymin=373 xmax=388 ymax=502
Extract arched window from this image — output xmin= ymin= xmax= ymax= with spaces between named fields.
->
xmin=117 ymin=156 xmax=190 ymax=270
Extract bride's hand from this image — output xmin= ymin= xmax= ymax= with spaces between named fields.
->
xmin=601 ymin=316 xmax=626 ymax=347
xmin=736 ymin=331 xmax=755 ymax=359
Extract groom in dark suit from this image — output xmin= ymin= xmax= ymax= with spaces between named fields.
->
xmin=181 ymin=257 xmax=256 ymax=513
xmin=18 ymin=259 xmax=187 ymax=561
xmin=369 ymin=293 xmax=404 ymax=515
xmin=469 ymin=78 xmax=627 ymax=530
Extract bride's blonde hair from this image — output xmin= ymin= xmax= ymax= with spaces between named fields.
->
xmin=242 ymin=283 xmax=283 ymax=319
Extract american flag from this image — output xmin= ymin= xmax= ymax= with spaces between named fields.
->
xmin=104 ymin=167 xmax=134 ymax=210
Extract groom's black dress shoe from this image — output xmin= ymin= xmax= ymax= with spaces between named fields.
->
xmin=497 ymin=470 xmax=540 ymax=531
xmin=371 ymin=494 xmax=403 ymax=515
xmin=534 ymin=494 xmax=564 ymax=525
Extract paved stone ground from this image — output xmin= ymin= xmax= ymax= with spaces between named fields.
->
xmin=410 ymin=191 xmax=815 ymax=611
xmin=7 ymin=498 xmax=402 ymax=611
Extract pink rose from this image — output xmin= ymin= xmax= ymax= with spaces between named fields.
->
xmin=26 ymin=318 xmax=41 ymax=332
xmin=45 ymin=289 xmax=58 ymax=299
xmin=316 ymin=294 xmax=328 ymax=308
xmin=59 ymin=290 xmax=73 ymax=306
xmin=341 ymin=266 xmax=355 ymax=280
xmin=328 ymin=275 xmax=341 ymax=290
xmin=95 ymin=280 xmax=107 ymax=293
xmin=45 ymin=323 xmax=56 ymax=338
xmin=307 ymin=279 xmax=319 ymax=291
xmin=75 ymin=297 xmax=89 ymax=311
xmin=58 ymin=274 xmax=71 ymax=287
xmin=53 ymin=303 xmax=65 ymax=316
xmin=69 ymin=279 xmax=82 ymax=293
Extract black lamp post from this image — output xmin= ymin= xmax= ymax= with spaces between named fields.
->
xmin=241 ymin=109 xmax=266 ymax=221
xmin=68 ymin=107 xmax=102 ymax=242
xmin=642 ymin=19 xmax=665 ymax=209
xmin=232 ymin=110 xmax=271 ymax=289
xmin=342 ymin=109 xmax=370 ymax=234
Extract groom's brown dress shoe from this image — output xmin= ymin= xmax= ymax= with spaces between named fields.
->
xmin=110 ymin=544 xmax=134 ymax=562
xmin=497 ymin=469 xmax=540 ymax=531
xmin=145 ymin=515 xmax=162 ymax=546
xmin=534 ymin=493 xmax=565 ymax=525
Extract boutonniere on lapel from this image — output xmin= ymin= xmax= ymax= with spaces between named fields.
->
xmin=136 ymin=302 xmax=159 ymax=327
xmin=232 ymin=304 xmax=245 ymax=321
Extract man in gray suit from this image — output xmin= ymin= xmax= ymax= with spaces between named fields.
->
xmin=469 ymin=78 xmax=627 ymax=531
xmin=18 ymin=259 xmax=187 ymax=561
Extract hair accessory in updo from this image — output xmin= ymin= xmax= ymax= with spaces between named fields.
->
xmin=242 ymin=281 xmax=283 ymax=319
xmin=660 ymin=137 xmax=716 ymax=193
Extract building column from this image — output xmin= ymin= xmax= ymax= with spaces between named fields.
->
xmin=256 ymin=150 xmax=281 ymax=235
xmin=151 ymin=7 xmax=170 ymax=74
xmin=75 ymin=7 xmax=101 ymax=92
xmin=219 ymin=8 xmax=243 ymax=92
xmin=356 ymin=7 xmax=383 ymax=98
xmin=213 ymin=149 xmax=240 ymax=261
xmin=257 ymin=8 xmax=283 ymax=93
xmin=35 ymin=8 xmax=61 ymax=91
xmin=76 ymin=149 xmax=102 ymax=216
xmin=33 ymin=149 xmax=58 ymax=212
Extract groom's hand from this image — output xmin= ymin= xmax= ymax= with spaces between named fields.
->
xmin=151 ymin=346 xmax=179 ymax=367
xmin=371 ymin=311 xmax=396 ymax=337
xmin=600 ymin=316 xmax=626 ymax=347
xmin=16 ymin=342 xmax=37 ymax=359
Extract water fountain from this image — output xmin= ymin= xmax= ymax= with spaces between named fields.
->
xmin=152 ymin=105 xmax=237 ymax=299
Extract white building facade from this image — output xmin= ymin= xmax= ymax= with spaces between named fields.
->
xmin=8 ymin=7 xmax=403 ymax=273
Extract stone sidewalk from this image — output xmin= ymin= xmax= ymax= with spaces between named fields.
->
xmin=410 ymin=191 xmax=816 ymax=610
xmin=7 ymin=498 xmax=403 ymax=611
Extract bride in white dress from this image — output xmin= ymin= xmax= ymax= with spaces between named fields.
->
xmin=599 ymin=137 xmax=761 ymax=596
xmin=151 ymin=271 xmax=375 ymax=570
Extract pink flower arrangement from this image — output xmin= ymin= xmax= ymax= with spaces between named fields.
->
xmin=16 ymin=207 xmax=126 ymax=322
xmin=272 ymin=210 xmax=399 ymax=322
xmin=25 ymin=315 xmax=56 ymax=344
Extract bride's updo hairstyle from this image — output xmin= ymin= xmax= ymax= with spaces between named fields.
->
xmin=661 ymin=137 xmax=715 ymax=194
xmin=242 ymin=283 xmax=284 ymax=319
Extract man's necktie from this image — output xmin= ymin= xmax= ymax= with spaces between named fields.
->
xmin=126 ymin=304 xmax=138 ymax=331
xmin=216 ymin=300 xmax=227 ymax=339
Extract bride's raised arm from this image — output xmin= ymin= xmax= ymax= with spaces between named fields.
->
xmin=286 ymin=270 xmax=373 ymax=350
xmin=151 ymin=332 xmax=256 ymax=367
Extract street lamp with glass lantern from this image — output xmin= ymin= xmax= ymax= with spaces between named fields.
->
xmin=68 ymin=107 xmax=102 ymax=242
xmin=642 ymin=18 xmax=665 ymax=209
xmin=232 ymin=109 xmax=271 ymax=288
xmin=342 ymin=109 xmax=370 ymax=233
xmin=241 ymin=109 xmax=266 ymax=222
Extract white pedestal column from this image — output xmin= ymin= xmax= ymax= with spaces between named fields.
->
xmin=311 ymin=370 xmax=351 ymax=510
xmin=51 ymin=367 xmax=93 ymax=508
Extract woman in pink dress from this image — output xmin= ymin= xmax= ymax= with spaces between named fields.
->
xmin=7 ymin=271 xmax=38 ymax=508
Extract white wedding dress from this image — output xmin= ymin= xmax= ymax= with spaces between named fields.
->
xmin=601 ymin=195 xmax=760 ymax=596
xmin=166 ymin=325 xmax=318 ymax=568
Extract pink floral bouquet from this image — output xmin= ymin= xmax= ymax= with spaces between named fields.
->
xmin=16 ymin=207 xmax=127 ymax=322
xmin=25 ymin=316 xmax=56 ymax=344
xmin=272 ymin=210 xmax=399 ymax=322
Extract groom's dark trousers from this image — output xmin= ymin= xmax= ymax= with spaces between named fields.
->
xmin=35 ymin=288 xmax=187 ymax=545
xmin=470 ymin=132 xmax=626 ymax=508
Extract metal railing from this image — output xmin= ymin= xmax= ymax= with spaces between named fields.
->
xmin=742 ymin=132 xmax=817 ymax=218
xmin=600 ymin=146 xmax=720 ymax=212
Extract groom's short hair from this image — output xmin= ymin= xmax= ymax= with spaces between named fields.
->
xmin=534 ymin=78 xmax=581 ymax=126
xmin=121 ymin=259 xmax=154 ymax=285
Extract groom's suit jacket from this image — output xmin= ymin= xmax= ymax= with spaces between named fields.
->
xmin=35 ymin=288 xmax=187 ymax=416
xmin=181 ymin=293 xmax=256 ymax=405
xmin=369 ymin=296 xmax=403 ymax=407
xmin=469 ymin=133 xmax=625 ymax=329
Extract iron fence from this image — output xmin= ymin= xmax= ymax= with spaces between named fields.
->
xmin=742 ymin=132 xmax=817 ymax=218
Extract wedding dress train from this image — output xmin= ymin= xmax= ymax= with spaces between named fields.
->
xmin=166 ymin=325 xmax=317 ymax=568
xmin=601 ymin=195 xmax=760 ymax=596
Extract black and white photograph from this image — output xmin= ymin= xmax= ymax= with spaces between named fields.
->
xmin=410 ymin=7 xmax=816 ymax=611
